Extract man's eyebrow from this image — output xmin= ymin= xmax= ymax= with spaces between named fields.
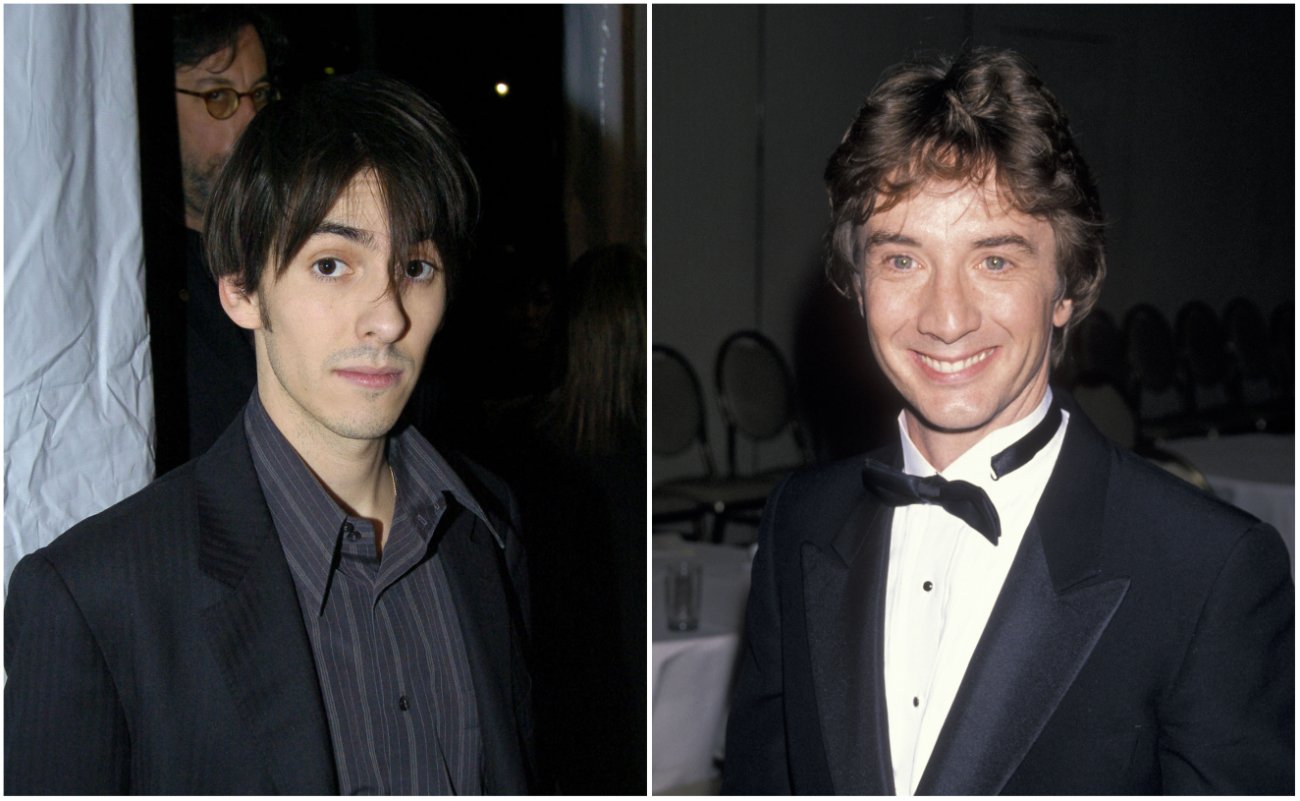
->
xmin=313 ymin=221 xmax=377 ymax=249
xmin=864 ymin=231 xmax=921 ymax=249
xmin=973 ymin=233 xmax=1037 ymax=254
xmin=192 ymin=73 xmax=271 ymax=88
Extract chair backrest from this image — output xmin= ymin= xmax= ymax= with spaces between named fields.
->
xmin=1066 ymin=308 xmax=1127 ymax=388
xmin=1269 ymin=301 xmax=1293 ymax=396
xmin=652 ymin=345 xmax=717 ymax=475
xmin=715 ymin=330 xmax=811 ymax=475
xmin=1175 ymin=300 xmax=1232 ymax=387
xmin=1124 ymin=304 xmax=1177 ymax=394
xmin=1222 ymin=297 xmax=1269 ymax=380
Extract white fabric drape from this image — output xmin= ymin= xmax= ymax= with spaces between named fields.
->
xmin=4 ymin=4 xmax=154 ymax=589
xmin=562 ymin=4 xmax=646 ymax=261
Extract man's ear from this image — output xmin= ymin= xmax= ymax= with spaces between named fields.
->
xmin=1052 ymin=296 xmax=1074 ymax=329
xmin=217 ymin=275 xmax=262 ymax=331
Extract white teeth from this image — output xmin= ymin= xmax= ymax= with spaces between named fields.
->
xmin=919 ymin=350 xmax=991 ymax=373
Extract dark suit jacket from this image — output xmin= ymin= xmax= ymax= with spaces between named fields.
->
xmin=5 ymin=416 xmax=538 ymax=794
xmin=722 ymin=404 xmax=1294 ymax=794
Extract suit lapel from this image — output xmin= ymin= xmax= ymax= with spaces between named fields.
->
xmin=917 ymin=407 xmax=1129 ymax=795
xmin=438 ymin=503 xmax=532 ymax=794
xmin=803 ymin=476 xmax=896 ymax=795
xmin=195 ymin=420 xmax=338 ymax=795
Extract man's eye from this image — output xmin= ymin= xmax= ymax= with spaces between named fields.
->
xmin=206 ymin=90 xmax=229 ymax=103
xmin=405 ymin=260 xmax=438 ymax=281
xmin=983 ymin=256 xmax=1008 ymax=271
xmin=312 ymin=258 xmax=345 ymax=278
xmin=888 ymin=255 xmax=915 ymax=270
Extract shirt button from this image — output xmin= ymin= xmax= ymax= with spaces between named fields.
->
xmin=342 ymin=522 xmax=359 ymax=541
xmin=398 ymin=695 xmax=410 ymax=711
xmin=923 ymin=580 xmax=933 ymax=592
xmin=913 ymin=696 xmax=920 ymax=707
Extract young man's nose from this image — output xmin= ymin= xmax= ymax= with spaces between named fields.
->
xmin=356 ymin=286 xmax=411 ymax=344
xmin=917 ymin=264 xmax=981 ymax=343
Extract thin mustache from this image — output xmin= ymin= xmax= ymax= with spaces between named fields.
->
xmin=326 ymin=347 xmax=415 ymax=371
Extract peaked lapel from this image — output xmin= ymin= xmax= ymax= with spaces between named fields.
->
xmin=917 ymin=407 xmax=1130 ymax=795
xmin=194 ymin=420 xmax=338 ymax=795
xmin=802 ymin=453 xmax=898 ymax=795
xmin=438 ymin=501 xmax=533 ymax=794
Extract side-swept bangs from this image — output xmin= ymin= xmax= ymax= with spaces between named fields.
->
xmin=205 ymin=72 xmax=479 ymax=298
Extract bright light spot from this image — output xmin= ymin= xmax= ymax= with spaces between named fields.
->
xmin=495 ymin=82 xmax=510 ymax=97
xmin=324 ymin=66 xmax=336 ymax=76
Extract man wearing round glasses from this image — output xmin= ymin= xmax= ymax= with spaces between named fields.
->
xmin=173 ymin=16 xmax=276 ymax=231
xmin=151 ymin=7 xmax=284 ymax=474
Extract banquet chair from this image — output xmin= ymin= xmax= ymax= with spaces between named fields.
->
xmin=715 ymin=330 xmax=814 ymax=477
xmin=1221 ymin=297 xmax=1275 ymax=430
xmin=652 ymin=345 xmax=775 ymax=542
xmin=1175 ymin=300 xmax=1242 ymax=434
xmin=1124 ymin=304 xmax=1204 ymax=443
xmin=1268 ymin=301 xmax=1293 ymax=431
xmin=712 ymin=331 xmax=814 ymax=540
xmin=1070 ymin=378 xmax=1211 ymax=493
xmin=1061 ymin=309 xmax=1127 ymax=390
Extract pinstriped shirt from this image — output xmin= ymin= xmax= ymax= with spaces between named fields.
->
xmin=244 ymin=393 xmax=491 ymax=795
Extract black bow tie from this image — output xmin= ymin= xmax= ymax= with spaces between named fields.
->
xmin=862 ymin=399 xmax=1063 ymax=545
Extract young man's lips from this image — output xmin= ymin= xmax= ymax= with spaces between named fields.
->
xmin=334 ymin=367 xmax=403 ymax=389
xmin=913 ymin=347 xmax=997 ymax=378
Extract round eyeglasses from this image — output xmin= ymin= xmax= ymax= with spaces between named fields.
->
xmin=175 ymin=84 xmax=279 ymax=120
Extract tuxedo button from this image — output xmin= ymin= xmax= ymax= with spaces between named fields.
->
xmin=398 ymin=694 xmax=410 ymax=711
xmin=923 ymin=580 xmax=933 ymax=592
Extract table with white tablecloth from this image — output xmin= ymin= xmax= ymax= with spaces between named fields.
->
xmin=1158 ymin=433 xmax=1294 ymax=573
xmin=651 ymin=537 xmax=753 ymax=793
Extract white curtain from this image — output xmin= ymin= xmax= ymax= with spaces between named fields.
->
xmin=562 ymin=4 xmax=647 ymax=261
xmin=4 ymin=4 xmax=153 ymax=589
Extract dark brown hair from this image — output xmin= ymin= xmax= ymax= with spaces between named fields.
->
xmin=824 ymin=47 xmax=1105 ymax=362
xmin=172 ymin=5 xmax=286 ymax=76
xmin=556 ymin=244 xmax=646 ymax=455
xmin=204 ymin=72 xmax=479 ymax=299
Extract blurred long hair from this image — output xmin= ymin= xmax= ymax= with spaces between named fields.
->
xmin=556 ymin=245 xmax=646 ymax=455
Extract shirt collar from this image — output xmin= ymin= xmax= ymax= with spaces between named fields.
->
xmin=899 ymin=388 xmax=1056 ymax=488
xmin=243 ymin=391 xmax=503 ymax=612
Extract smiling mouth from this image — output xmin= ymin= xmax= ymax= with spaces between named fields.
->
xmin=916 ymin=349 xmax=994 ymax=374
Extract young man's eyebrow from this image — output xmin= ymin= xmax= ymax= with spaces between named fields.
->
xmin=313 ymin=221 xmax=377 ymax=249
xmin=972 ymin=233 xmax=1037 ymax=254
xmin=864 ymin=230 xmax=921 ymax=250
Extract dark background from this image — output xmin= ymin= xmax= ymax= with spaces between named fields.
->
xmin=653 ymin=4 xmax=1294 ymax=479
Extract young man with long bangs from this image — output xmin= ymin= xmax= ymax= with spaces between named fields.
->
xmin=7 ymin=74 xmax=538 ymax=795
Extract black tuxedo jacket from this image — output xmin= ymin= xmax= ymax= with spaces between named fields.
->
xmin=5 ymin=416 xmax=538 ymax=794
xmin=722 ymin=405 xmax=1293 ymax=794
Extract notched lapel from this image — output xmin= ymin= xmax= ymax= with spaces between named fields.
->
xmin=803 ymin=496 xmax=896 ymax=796
xmin=195 ymin=422 xmax=337 ymax=795
xmin=918 ymin=413 xmax=1127 ymax=795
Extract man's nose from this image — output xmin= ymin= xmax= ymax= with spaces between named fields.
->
xmin=917 ymin=264 xmax=981 ymax=343
xmin=356 ymin=285 xmax=411 ymax=345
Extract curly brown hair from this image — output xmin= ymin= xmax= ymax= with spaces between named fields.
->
xmin=824 ymin=47 xmax=1105 ymax=363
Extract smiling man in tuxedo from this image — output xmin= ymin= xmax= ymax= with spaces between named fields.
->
xmin=6 ymin=74 xmax=538 ymax=794
xmin=721 ymin=48 xmax=1293 ymax=795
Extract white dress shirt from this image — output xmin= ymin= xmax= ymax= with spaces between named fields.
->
xmin=883 ymin=390 xmax=1069 ymax=795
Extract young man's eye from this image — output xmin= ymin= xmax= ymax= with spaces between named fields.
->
xmin=983 ymin=255 xmax=1008 ymax=271
xmin=311 ymin=258 xmax=346 ymax=278
xmin=888 ymin=255 xmax=915 ymax=270
xmin=404 ymin=260 xmax=438 ymax=281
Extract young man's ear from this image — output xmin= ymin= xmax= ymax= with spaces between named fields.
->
xmin=217 ymin=275 xmax=262 ymax=331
